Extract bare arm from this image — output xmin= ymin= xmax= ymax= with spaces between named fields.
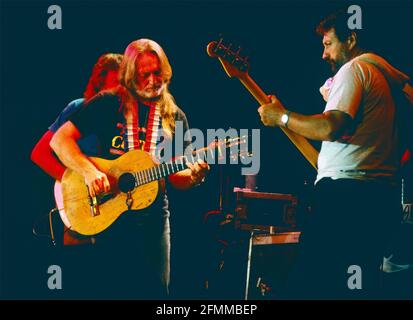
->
xmin=280 ymin=110 xmax=352 ymax=141
xmin=50 ymin=121 xmax=110 ymax=196
xmin=258 ymin=95 xmax=352 ymax=141
xmin=31 ymin=130 xmax=66 ymax=181
xmin=169 ymin=160 xmax=210 ymax=190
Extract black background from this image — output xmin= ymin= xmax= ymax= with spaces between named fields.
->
xmin=1 ymin=0 xmax=412 ymax=299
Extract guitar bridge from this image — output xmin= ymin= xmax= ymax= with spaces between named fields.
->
xmin=89 ymin=196 xmax=100 ymax=217
xmin=88 ymin=193 xmax=115 ymax=217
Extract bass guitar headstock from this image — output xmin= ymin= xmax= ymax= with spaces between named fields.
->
xmin=207 ymin=38 xmax=250 ymax=79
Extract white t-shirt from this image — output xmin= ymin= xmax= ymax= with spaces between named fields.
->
xmin=316 ymin=53 xmax=409 ymax=184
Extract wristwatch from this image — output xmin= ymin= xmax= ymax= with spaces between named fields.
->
xmin=281 ymin=110 xmax=291 ymax=128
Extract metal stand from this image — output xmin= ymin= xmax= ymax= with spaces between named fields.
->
xmin=244 ymin=230 xmax=254 ymax=300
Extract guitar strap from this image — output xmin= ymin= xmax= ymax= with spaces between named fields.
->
xmin=123 ymin=99 xmax=161 ymax=156
xmin=143 ymin=101 xmax=161 ymax=156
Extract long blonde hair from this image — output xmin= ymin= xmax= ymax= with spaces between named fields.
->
xmin=118 ymin=39 xmax=178 ymax=136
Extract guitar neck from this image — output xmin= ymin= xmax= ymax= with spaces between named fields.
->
xmin=133 ymin=143 xmax=226 ymax=186
xmin=239 ymin=74 xmax=319 ymax=170
xmin=134 ymin=158 xmax=187 ymax=187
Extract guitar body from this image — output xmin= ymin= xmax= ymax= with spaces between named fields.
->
xmin=60 ymin=150 xmax=159 ymax=236
xmin=54 ymin=181 xmax=71 ymax=228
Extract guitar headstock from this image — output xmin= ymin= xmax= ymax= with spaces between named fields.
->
xmin=186 ymin=135 xmax=251 ymax=164
xmin=207 ymin=135 xmax=248 ymax=149
xmin=207 ymin=38 xmax=250 ymax=79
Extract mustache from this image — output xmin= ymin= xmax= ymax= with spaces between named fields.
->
xmin=146 ymin=84 xmax=163 ymax=90
xmin=136 ymin=82 xmax=167 ymax=99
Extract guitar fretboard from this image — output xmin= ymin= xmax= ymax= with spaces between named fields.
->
xmin=134 ymin=157 xmax=187 ymax=186
xmin=133 ymin=142 xmax=228 ymax=186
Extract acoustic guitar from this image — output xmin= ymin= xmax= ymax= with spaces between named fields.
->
xmin=55 ymin=136 xmax=246 ymax=235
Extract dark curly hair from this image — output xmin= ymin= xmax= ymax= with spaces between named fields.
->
xmin=316 ymin=9 xmax=365 ymax=48
xmin=83 ymin=53 xmax=123 ymax=100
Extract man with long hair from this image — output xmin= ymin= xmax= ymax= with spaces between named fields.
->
xmin=51 ymin=39 xmax=209 ymax=298
xmin=31 ymin=53 xmax=123 ymax=245
xmin=31 ymin=53 xmax=122 ymax=181
xmin=258 ymin=10 xmax=412 ymax=298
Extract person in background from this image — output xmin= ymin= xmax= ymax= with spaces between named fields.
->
xmin=31 ymin=53 xmax=123 ymax=245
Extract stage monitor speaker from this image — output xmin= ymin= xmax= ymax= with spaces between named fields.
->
xmin=247 ymin=239 xmax=300 ymax=299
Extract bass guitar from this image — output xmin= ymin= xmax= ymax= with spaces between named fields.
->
xmin=207 ymin=38 xmax=319 ymax=170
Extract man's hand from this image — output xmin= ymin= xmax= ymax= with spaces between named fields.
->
xmin=258 ymin=95 xmax=286 ymax=127
xmin=186 ymin=159 xmax=210 ymax=186
xmin=84 ymin=169 xmax=111 ymax=197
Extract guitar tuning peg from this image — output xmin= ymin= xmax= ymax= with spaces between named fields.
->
xmin=235 ymin=46 xmax=241 ymax=56
xmin=241 ymin=56 xmax=249 ymax=71
xmin=214 ymin=37 xmax=224 ymax=53
xmin=225 ymin=43 xmax=237 ymax=61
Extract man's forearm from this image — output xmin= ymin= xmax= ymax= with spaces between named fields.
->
xmin=31 ymin=130 xmax=66 ymax=181
xmin=51 ymin=122 xmax=110 ymax=196
xmin=50 ymin=133 xmax=98 ymax=178
xmin=259 ymin=96 xmax=351 ymax=142
xmin=169 ymin=169 xmax=195 ymax=190
xmin=285 ymin=112 xmax=338 ymax=141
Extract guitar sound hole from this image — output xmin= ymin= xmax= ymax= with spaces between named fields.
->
xmin=118 ymin=172 xmax=136 ymax=193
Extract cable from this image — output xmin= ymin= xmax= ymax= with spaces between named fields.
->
xmin=32 ymin=207 xmax=59 ymax=246
xmin=49 ymin=208 xmax=57 ymax=246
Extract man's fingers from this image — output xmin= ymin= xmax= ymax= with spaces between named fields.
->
xmin=193 ymin=161 xmax=201 ymax=173
xmin=88 ymin=182 xmax=98 ymax=197
xmin=86 ymin=173 xmax=111 ymax=197
xmin=201 ymin=162 xmax=210 ymax=170
xmin=94 ymin=180 xmax=103 ymax=195
xmin=194 ymin=160 xmax=210 ymax=172
xmin=186 ymin=162 xmax=194 ymax=170
xmin=260 ymin=113 xmax=267 ymax=124
xmin=102 ymin=175 xmax=111 ymax=193
xmin=88 ymin=184 xmax=96 ymax=197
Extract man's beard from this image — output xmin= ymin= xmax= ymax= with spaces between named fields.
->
xmin=327 ymin=51 xmax=350 ymax=74
xmin=327 ymin=59 xmax=344 ymax=74
xmin=135 ymin=82 xmax=166 ymax=100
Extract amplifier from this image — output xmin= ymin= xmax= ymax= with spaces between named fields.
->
xmin=233 ymin=187 xmax=298 ymax=228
